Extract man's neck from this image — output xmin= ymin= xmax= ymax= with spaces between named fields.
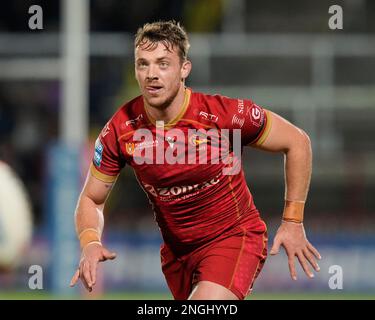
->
xmin=144 ymin=85 xmax=186 ymax=124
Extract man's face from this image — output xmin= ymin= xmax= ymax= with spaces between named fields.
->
xmin=135 ymin=40 xmax=191 ymax=109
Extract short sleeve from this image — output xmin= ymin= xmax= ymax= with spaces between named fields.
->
xmin=215 ymin=95 xmax=272 ymax=146
xmin=90 ymin=120 xmax=125 ymax=183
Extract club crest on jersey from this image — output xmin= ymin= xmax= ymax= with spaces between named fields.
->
xmin=125 ymin=140 xmax=159 ymax=155
xmin=125 ymin=143 xmax=136 ymax=155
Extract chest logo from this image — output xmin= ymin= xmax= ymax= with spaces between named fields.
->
xmin=125 ymin=143 xmax=136 ymax=155
xmin=199 ymin=111 xmax=219 ymax=123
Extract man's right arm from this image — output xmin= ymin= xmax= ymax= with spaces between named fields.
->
xmin=70 ymin=166 xmax=118 ymax=292
xmin=75 ymin=166 xmax=115 ymax=239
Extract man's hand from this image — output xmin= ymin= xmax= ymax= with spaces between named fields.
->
xmin=70 ymin=243 xmax=117 ymax=292
xmin=270 ymin=221 xmax=321 ymax=280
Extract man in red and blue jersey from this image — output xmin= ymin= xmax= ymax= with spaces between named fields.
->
xmin=70 ymin=20 xmax=321 ymax=300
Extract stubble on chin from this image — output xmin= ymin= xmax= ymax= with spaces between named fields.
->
xmin=145 ymin=86 xmax=180 ymax=110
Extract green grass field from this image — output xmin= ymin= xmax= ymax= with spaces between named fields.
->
xmin=0 ymin=292 xmax=374 ymax=300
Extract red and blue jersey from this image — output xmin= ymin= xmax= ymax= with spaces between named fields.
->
xmin=91 ymin=88 xmax=271 ymax=255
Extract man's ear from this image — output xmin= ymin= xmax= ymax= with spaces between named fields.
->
xmin=181 ymin=60 xmax=192 ymax=81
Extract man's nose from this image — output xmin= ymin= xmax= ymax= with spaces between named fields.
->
xmin=146 ymin=64 xmax=158 ymax=80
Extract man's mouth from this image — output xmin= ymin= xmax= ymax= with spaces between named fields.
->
xmin=145 ymin=85 xmax=163 ymax=95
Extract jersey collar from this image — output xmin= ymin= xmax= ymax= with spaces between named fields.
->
xmin=144 ymin=87 xmax=191 ymax=129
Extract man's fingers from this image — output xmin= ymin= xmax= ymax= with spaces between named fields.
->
xmin=102 ymin=248 xmax=117 ymax=261
xmin=303 ymin=248 xmax=320 ymax=272
xmin=82 ymin=261 xmax=93 ymax=290
xmin=287 ymin=255 xmax=297 ymax=281
xmin=78 ymin=261 xmax=92 ymax=292
xmin=297 ymin=251 xmax=314 ymax=278
xmin=78 ymin=264 xmax=91 ymax=292
xmin=72 ymin=245 xmax=116 ymax=291
xmin=270 ymin=238 xmax=281 ymax=255
xmin=90 ymin=260 xmax=98 ymax=286
xmin=307 ymin=242 xmax=322 ymax=260
xmin=70 ymin=269 xmax=80 ymax=287
xmin=82 ymin=277 xmax=92 ymax=292
xmin=108 ymin=251 xmax=117 ymax=260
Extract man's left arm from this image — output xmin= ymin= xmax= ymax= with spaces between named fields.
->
xmin=250 ymin=110 xmax=321 ymax=280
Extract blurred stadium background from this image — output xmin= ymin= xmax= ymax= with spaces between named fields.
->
xmin=0 ymin=0 xmax=374 ymax=299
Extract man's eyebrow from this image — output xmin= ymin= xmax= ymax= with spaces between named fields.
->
xmin=136 ymin=56 xmax=171 ymax=63
xmin=156 ymin=56 xmax=171 ymax=61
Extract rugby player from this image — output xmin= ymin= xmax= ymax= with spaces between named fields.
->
xmin=70 ymin=20 xmax=321 ymax=300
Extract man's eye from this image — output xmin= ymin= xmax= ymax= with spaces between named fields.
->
xmin=160 ymin=62 xmax=169 ymax=68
